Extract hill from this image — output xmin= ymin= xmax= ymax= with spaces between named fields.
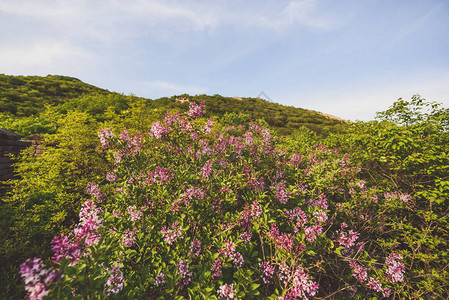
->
xmin=0 ymin=74 xmax=345 ymax=136
xmin=0 ymin=74 xmax=110 ymax=116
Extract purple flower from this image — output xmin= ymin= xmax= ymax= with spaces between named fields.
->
xmin=367 ymin=277 xmax=383 ymax=292
xmin=51 ymin=234 xmax=81 ymax=264
xmin=161 ymin=222 xmax=183 ymax=245
xmin=200 ymin=160 xmax=213 ymax=180
xmin=244 ymin=132 xmax=253 ymax=145
xmin=272 ymin=181 xmax=290 ymax=204
xmin=203 ymin=118 xmax=214 ymax=133
xmin=104 ymin=264 xmax=124 ymax=295
xmin=217 ymin=283 xmax=235 ymax=299
xmin=188 ymin=101 xmax=206 ymax=118
xmin=85 ymin=182 xmax=103 ymax=200
xmin=278 ymin=262 xmax=290 ymax=285
xmin=122 ymin=228 xmax=137 ymax=248
xmin=154 ymin=272 xmax=166 ymax=286
xmin=313 ymin=210 xmax=328 ymax=223
xmin=239 ymin=231 xmax=253 ymax=244
xmin=385 ymin=253 xmax=405 ymax=283
xmin=98 ymin=128 xmax=114 ymax=149
xmin=211 ymin=258 xmax=223 ymax=278
xmin=312 ymin=194 xmax=328 ymax=210
xmin=285 ymin=207 xmax=308 ymax=232
xmin=284 ymin=266 xmax=319 ymax=299
xmin=349 ymin=261 xmax=368 ymax=282
xmin=267 ymin=224 xmax=294 ymax=251
xmin=106 ymin=171 xmax=117 ymax=182
xmin=19 ymin=258 xmax=60 ymax=300
xmin=127 ymin=205 xmax=143 ymax=222
xmin=189 ymin=238 xmax=202 ymax=258
xmin=74 ymin=200 xmax=103 ymax=247
xmin=150 ymin=121 xmax=167 ymax=139
xmin=304 ymin=224 xmax=323 ymax=243
xmin=259 ymin=261 xmax=275 ymax=284
xmin=382 ymin=287 xmax=392 ymax=297
xmin=230 ymin=252 xmax=244 ymax=269
xmin=337 ymin=223 xmax=360 ymax=248
xmin=177 ymin=260 xmax=192 ymax=287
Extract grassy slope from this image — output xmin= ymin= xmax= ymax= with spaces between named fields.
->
xmin=0 ymin=74 xmax=346 ymax=135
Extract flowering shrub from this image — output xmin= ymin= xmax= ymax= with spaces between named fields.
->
xmin=20 ymin=103 xmax=414 ymax=299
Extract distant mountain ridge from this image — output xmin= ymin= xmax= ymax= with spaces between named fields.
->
xmin=0 ymin=74 xmax=346 ymax=135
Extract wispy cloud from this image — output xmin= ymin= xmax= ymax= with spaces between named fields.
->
xmin=0 ymin=0 xmax=338 ymax=38
xmin=0 ymin=40 xmax=92 ymax=75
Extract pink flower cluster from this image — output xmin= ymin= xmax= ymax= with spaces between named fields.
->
xmin=177 ymin=260 xmax=193 ymax=287
xmin=161 ymin=222 xmax=183 ymax=245
xmin=85 ymin=182 xmax=103 ymax=201
xmin=259 ymin=261 xmax=275 ymax=284
xmin=211 ymin=258 xmax=223 ymax=278
xmin=312 ymin=194 xmax=328 ymax=210
xmin=104 ymin=264 xmax=124 ymax=295
xmin=279 ymin=266 xmax=319 ymax=300
xmin=150 ymin=121 xmax=168 ymax=139
xmin=217 ymin=283 xmax=235 ymax=299
xmin=122 ymin=228 xmax=137 ymax=248
xmin=74 ymin=200 xmax=103 ymax=247
xmin=289 ymin=152 xmax=303 ymax=167
xmin=51 ymin=199 xmax=104 ymax=265
xmin=154 ymin=272 xmax=166 ymax=286
xmin=313 ymin=209 xmax=328 ymax=223
xmin=51 ymin=234 xmax=80 ymax=264
xmin=219 ymin=240 xmax=244 ymax=269
xmin=272 ymin=181 xmax=291 ymax=204
xmin=240 ymin=200 xmax=262 ymax=229
xmin=189 ymin=238 xmax=202 ymax=258
xmin=304 ymin=224 xmax=323 ymax=243
xmin=267 ymin=224 xmax=294 ymax=251
xmin=285 ymin=207 xmax=308 ymax=233
xmin=119 ymin=130 xmax=142 ymax=155
xmin=384 ymin=191 xmax=411 ymax=205
xmin=106 ymin=171 xmax=117 ymax=182
xmin=203 ymin=118 xmax=214 ymax=134
xmin=146 ymin=166 xmax=172 ymax=184
xmin=19 ymin=258 xmax=60 ymax=300
xmin=201 ymin=160 xmax=213 ymax=180
xmin=179 ymin=186 xmax=205 ymax=206
xmin=98 ymin=128 xmax=114 ymax=149
xmin=349 ymin=261 xmax=368 ymax=282
xmin=127 ymin=205 xmax=143 ymax=222
xmin=188 ymin=101 xmax=206 ymax=118
xmin=385 ymin=252 xmax=405 ymax=283
xmin=337 ymin=223 xmax=360 ymax=248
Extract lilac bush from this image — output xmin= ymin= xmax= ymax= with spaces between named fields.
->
xmin=20 ymin=103 xmax=410 ymax=299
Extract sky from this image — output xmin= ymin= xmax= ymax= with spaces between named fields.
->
xmin=1 ymin=0 xmax=448 ymax=121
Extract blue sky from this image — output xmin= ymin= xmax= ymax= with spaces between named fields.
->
xmin=1 ymin=0 xmax=448 ymax=120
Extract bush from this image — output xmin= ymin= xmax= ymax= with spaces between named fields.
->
xmin=18 ymin=103 xmax=415 ymax=299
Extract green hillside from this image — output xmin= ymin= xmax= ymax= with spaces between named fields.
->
xmin=0 ymin=74 xmax=345 ymax=136
xmin=0 ymin=74 xmax=110 ymax=116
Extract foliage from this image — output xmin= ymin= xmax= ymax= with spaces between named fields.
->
xmin=323 ymin=95 xmax=449 ymax=298
xmin=1 ymin=75 xmax=346 ymax=137
xmin=1 ymin=76 xmax=448 ymax=299
xmin=0 ymin=74 xmax=109 ymax=116
xmin=0 ymin=111 xmax=109 ymax=299
xmin=16 ymin=103 xmax=415 ymax=299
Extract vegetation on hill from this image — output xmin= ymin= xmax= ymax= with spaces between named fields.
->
xmin=0 ymin=75 xmax=345 ymax=137
xmin=0 ymin=74 xmax=110 ymax=116
xmin=0 ymin=75 xmax=447 ymax=299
